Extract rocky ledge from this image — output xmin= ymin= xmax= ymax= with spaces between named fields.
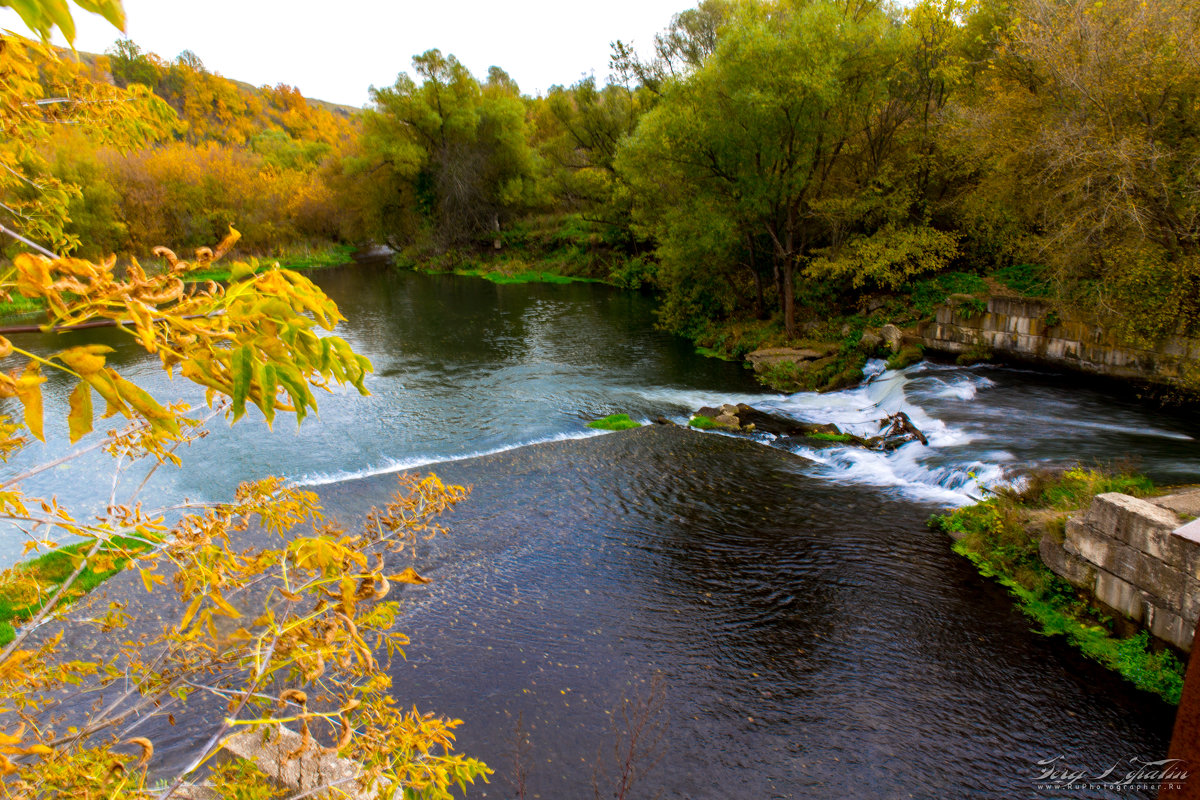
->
xmin=688 ymin=403 xmax=927 ymax=452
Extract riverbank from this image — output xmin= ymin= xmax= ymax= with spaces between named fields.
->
xmin=395 ymin=212 xmax=648 ymax=289
xmin=0 ymin=535 xmax=152 ymax=646
xmin=930 ymin=466 xmax=1187 ymax=703
xmin=398 ymin=221 xmax=1037 ymax=393
xmin=403 ymin=216 xmax=1200 ymax=400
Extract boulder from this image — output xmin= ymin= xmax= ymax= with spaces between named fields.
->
xmin=745 ymin=347 xmax=827 ymax=373
xmin=880 ymin=323 xmax=903 ymax=353
xmin=713 ymin=413 xmax=741 ymax=429
xmin=859 ymin=330 xmax=883 ymax=353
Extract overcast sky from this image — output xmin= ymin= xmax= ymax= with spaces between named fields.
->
xmin=1 ymin=0 xmax=689 ymax=107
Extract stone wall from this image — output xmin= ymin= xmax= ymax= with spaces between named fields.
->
xmin=1040 ymin=490 xmax=1200 ymax=652
xmin=914 ymin=296 xmax=1200 ymax=385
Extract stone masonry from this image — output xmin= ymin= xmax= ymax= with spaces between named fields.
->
xmin=915 ymin=296 xmax=1200 ymax=386
xmin=1040 ymin=489 xmax=1200 ymax=652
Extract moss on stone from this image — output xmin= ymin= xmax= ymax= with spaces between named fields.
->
xmin=587 ymin=413 xmax=641 ymax=431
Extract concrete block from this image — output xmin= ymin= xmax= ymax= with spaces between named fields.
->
xmin=222 ymin=727 xmax=379 ymax=799
xmin=1173 ymin=519 xmax=1200 ymax=583
xmin=1146 ymin=604 xmax=1194 ymax=652
xmin=1040 ymin=533 xmax=1096 ymax=588
xmin=1094 ymin=570 xmax=1146 ymax=622
xmin=1130 ymin=558 xmax=1188 ymax=616
xmin=1181 ymin=576 xmax=1200 ymax=623
xmin=1084 ymin=494 xmax=1179 ymax=553
xmin=1064 ymin=527 xmax=1122 ymax=575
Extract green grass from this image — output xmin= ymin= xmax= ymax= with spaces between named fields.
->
xmin=475 ymin=270 xmax=600 ymax=285
xmin=929 ymin=466 xmax=1184 ymax=703
xmin=185 ymin=242 xmax=355 ymax=283
xmin=688 ymin=415 xmax=719 ymax=430
xmin=420 ymin=265 xmax=603 ymax=286
xmin=0 ymin=536 xmax=151 ymax=646
xmin=694 ymin=346 xmax=737 ymax=361
xmin=805 ymin=432 xmax=855 ymax=443
xmin=0 ymin=293 xmax=45 ymax=317
xmin=587 ymin=413 xmax=641 ymax=431
xmin=886 ymin=344 xmax=924 ymax=371
xmin=994 ymin=263 xmax=1053 ymax=297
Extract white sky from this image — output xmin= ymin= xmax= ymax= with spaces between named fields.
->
xmin=1 ymin=0 xmax=689 ymax=107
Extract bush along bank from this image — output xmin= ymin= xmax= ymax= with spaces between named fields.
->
xmin=929 ymin=466 xmax=1185 ymax=703
xmin=396 ymin=213 xmax=654 ymax=289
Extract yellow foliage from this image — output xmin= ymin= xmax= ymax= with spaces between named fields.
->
xmin=0 ymin=232 xmax=488 ymax=796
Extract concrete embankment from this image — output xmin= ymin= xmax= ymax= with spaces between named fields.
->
xmin=1041 ymin=489 xmax=1200 ymax=652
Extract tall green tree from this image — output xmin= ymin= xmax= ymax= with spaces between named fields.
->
xmin=360 ymin=50 xmax=534 ymax=248
xmin=619 ymin=0 xmax=959 ymax=336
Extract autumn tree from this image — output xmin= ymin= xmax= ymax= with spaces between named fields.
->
xmin=0 ymin=2 xmax=488 ymax=796
xmin=961 ymin=0 xmax=1200 ymax=345
xmin=0 ymin=33 xmax=175 ymax=257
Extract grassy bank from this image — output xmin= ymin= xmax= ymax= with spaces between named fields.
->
xmin=182 ymin=241 xmax=356 ymax=282
xmin=397 ymin=213 xmax=654 ymax=289
xmin=929 ymin=466 xmax=1186 ymax=703
xmin=0 ymin=537 xmax=150 ymax=646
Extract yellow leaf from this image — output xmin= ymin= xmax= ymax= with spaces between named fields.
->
xmin=15 ymin=363 xmax=45 ymax=441
xmin=392 ymin=567 xmax=431 ymax=585
xmin=111 ymin=373 xmax=179 ymax=435
xmin=55 ymin=345 xmax=114 ymax=377
xmin=80 ymin=369 xmax=128 ymax=419
xmin=138 ymin=568 xmax=163 ymax=593
xmin=67 ymin=382 xmax=93 ymax=443
xmin=180 ymin=595 xmax=203 ymax=630
xmin=211 ymin=591 xmax=241 ymax=619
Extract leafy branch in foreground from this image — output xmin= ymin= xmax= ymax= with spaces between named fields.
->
xmin=0 ymin=231 xmax=489 ymax=796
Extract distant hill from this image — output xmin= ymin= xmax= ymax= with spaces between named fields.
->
xmin=63 ymin=45 xmax=361 ymax=117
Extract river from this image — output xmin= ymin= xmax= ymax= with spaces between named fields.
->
xmin=4 ymin=258 xmax=1200 ymax=798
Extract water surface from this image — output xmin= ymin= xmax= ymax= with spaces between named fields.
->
xmin=4 ymin=259 xmax=1199 ymax=798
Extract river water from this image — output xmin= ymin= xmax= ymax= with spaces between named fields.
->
xmin=4 ymin=259 xmax=1200 ymax=798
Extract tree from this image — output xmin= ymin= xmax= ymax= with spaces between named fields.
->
xmin=0 ymin=2 xmax=489 ymax=796
xmin=962 ymin=0 xmax=1200 ymax=345
xmin=105 ymin=39 xmax=162 ymax=89
xmin=618 ymin=0 xmax=965 ymax=337
xmin=358 ymin=50 xmax=534 ymax=249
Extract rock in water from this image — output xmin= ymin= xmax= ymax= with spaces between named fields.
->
xmin=745 ymin=347 xmax=828 ymax=374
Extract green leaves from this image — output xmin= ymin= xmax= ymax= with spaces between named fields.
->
xmin=230 ymin=345 xmax=253 ymax=422
xmin=0 ymin=0 xmax=124 ymax=45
